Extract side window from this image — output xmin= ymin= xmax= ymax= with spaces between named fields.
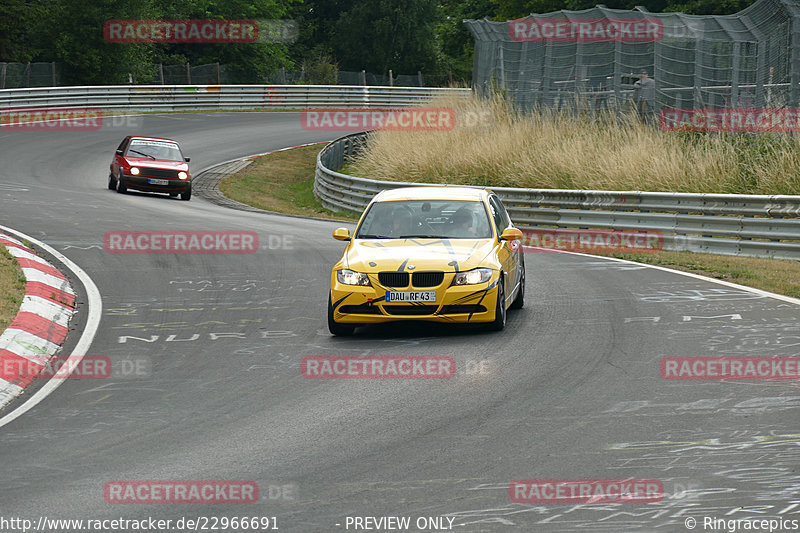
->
xmin=117 ymin=137 xmax=129 ymax=152
xmin=489 ymin=196 xmax=509 ymax=235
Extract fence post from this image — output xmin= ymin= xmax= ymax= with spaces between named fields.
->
xmin=418 ymin=70 xmax=424 ymax=87
xmin=25 ymin=62 xmax=30 ymax=88
xmin=51 ymin=62 xmax=56 ymax=86
xmin=361 ymin=70 xmax=367 ymax=86
xmin=216 ymin=62 xmax=220 ymax=84
xmin=1 ymin=63 xmax=7 ymax=89
xmin=389 ymin=70 xmax=393 ymax=86
xmin=159 ymin=63 xmax=164 ymax=84
xmin=281 ymin=66 xmax=286 ymax=84
xmin=186 ymin=63 xmax=191 ymax=84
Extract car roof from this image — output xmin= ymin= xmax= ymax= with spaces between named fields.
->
xmin=372 ymin=186 xmax=490 ymax=202
xmin=128 ymin=136 xmax=180 ymax=144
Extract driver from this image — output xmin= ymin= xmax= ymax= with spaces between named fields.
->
xmin=451 ymin=206 xmax=478 ymax=237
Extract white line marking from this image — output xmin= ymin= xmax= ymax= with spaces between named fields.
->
xmin=554 ymin=249 xmax=800 ymax=306
xmin=0 ymin=224 xmax=102 ymax=427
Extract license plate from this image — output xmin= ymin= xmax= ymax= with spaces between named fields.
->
xmin=386 ymin=291 xmax=436 ymax=303
xmin=148 ymin=178 xmax=170 ymax=185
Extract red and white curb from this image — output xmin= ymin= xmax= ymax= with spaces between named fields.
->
xmin=0 ymin=232 xmax=76 ymax=409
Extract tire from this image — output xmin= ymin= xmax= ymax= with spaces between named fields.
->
xmin=181 ymin=187 xmax=191 ymax=201
xmin=116 ymin=174 xmax=127 ymax=193
xmin=328 ymin=296 xmax=354 ymax=336
xmin=169 ymin=192 xmax=178 ymax=198
xmin=510 ymin=261 xmax=525 ymax=310
xmin=108 ymin=173 xmax=116 ymax=190
xmin=489 ymin=276 xmax=506 ymax=331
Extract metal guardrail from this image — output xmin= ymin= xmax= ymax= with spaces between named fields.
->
xmin=315 ymin=132 xmax=800 ymax=260
xmin=0 ymin=85 xmax=471 ymax=112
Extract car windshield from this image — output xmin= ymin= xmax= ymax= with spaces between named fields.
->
xmin=125 ymin=140 xmax=183 ymax=162
xmin=355 ymin=200 xmax=493 ymax=239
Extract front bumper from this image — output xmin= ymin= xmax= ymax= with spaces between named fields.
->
xmin=122 ymin=174 xmax=191 ymax=193
xmin=330 ymin=271 xmax=501 ymax=325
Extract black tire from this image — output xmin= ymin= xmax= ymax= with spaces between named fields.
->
xmin=489 ymin=276 xmax=506 ymax=331
xmin=116 ymin=175 xmax=127 ymax=193
xmin=328 ymin=296 xmax=354 ymax=336
xmin=108 ymin=173 xmax=116 ymax=190
xmin=510 ymin=261 xmax=525 ymax=310
xmin=181 ymin=187 xmax=191 ymax=201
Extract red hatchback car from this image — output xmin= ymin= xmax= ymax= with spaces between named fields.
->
xmin=109 ymin=136 xmax=192 ymax=201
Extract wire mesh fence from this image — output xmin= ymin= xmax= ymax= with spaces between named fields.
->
xmin=0 ymin=62 xmax=437 ymax=87
xmin=0 ymin=63 xmax=61 ymax=89
xmin=464 ymin=0 xmax=797 ymax=117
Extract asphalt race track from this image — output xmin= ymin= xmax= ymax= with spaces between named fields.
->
xmin=1 ymin=112 xmax=799 ymax=532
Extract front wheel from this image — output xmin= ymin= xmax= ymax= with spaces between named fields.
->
xmin=489 ymin=277 xmax=506 ymax=331
xmin=328 ymin=296 xmax=354 ymax=336
xmin=108 ymin=173 xmax=116 ymax=190
xmin=180 ymin=187 xmax=191 ymax=201
xmin=116 ymin=175 xmax=127 ymax=193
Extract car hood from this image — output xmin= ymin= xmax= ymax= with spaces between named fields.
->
xmin=122 ymin=157 xmax=188 ymax=171
xmin=344 ymin=238 xmax=497 ymax=273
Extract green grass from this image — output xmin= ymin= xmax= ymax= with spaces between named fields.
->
xmin=0 ymin=247 xmax=26 ymax=332
xmin=219 ymin=144 xmax=359 ymax=221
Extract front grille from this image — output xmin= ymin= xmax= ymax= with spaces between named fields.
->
xmin=139 ymin=168 xmax=180 ymax=179
xmin=339 ymin=304 xmax=381 ymax=315
xmin=378 ymin=272 xmax=409 ymax=287
xmin=412 ymin=271 xmax=444 ymax=287
xmin=382 ymin=305 xmax=437 ymax=315
xmin=440 ymin=304 xmax=487 ymax=314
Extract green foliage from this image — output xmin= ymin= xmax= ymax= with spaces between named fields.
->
xmin=0 ymin=0 xmax=762 ymax=86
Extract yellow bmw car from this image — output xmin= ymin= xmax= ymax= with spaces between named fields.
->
xmin=328 ymin=186 xmax=525 ymax=335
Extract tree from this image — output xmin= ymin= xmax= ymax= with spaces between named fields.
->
xmin=330 ymin=0 xmax=439 ymax=75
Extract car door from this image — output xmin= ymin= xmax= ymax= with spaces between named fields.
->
xmin=488 ymin=195 xmax=520 ymax=305
xmin=112 ymin=137 xmax=130 ymax=177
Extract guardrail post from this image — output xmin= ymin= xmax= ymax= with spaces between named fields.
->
xmin=361 ymin=70 xmax=367 ymax=86
xmin=51 ymin=62 xmax=56 ymax=86
xmin=1 ymin=63 xmax=6 ymax=89
xmin=186 ymin=63 xmax=191 ymax=84
xmin=159 ymin=63 xmax=164 ymax=84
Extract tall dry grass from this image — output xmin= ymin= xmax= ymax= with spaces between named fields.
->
xmin=348 ymin=93 xmax=800 ymax=194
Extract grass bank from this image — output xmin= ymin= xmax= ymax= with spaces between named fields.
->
xmin=0 ymin=246 xmax=26 ymax=332
xmin=348 ymin=93 xmax=800 ymax=195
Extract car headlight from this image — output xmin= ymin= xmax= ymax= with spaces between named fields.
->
xmin=337 ymin=269 xmax=371 ymax=286
xmin=129 ymin=167 xmax=140 ymax=175
xmin=178 ymin=171 xmax=188 ymax=180
xmin=451 ymin=268 xmax=493 ymax=286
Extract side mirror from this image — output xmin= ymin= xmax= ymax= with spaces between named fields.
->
xmin=115 ymin=150 xmax=123 ymax=156
xmin=184 ymin=157 xmax=191 ymax=162
xmin=333 ymin=228 xmax=351 ymax=241
xmin=500 ymin=228 xmax=523 ymax=242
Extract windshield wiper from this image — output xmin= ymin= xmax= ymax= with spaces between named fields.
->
xmin=398 ymin=235 xmax=443 ymax=239
xmin=128 ymin=149 xmax=155 ymax=159
xmin=357 ymin=234 xmax=392 ymax=239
